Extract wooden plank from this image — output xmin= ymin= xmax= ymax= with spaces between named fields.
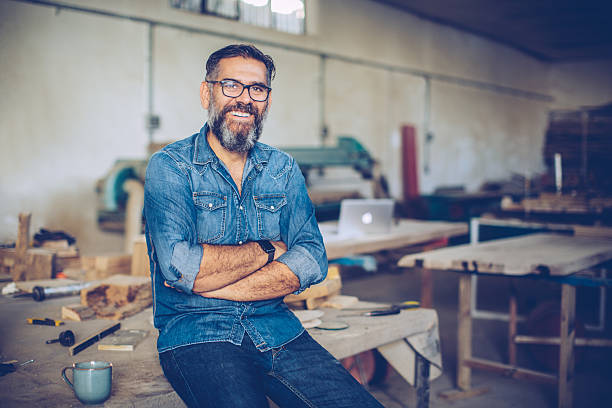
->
xmin=97 ymin=329 xmax=149 ymax=351
xmin=457 ymin=274 xmax=472 ymax=390
xmin=463 ymin=357 xmax=557 ymax=384
xmin=24 ymin=249 xmax=55 ymax=281
xmin=438 ymin=386 xmax=490 ymax=401
xmin=559 ymin=284 xmax=576 ymax=408
xmin=81 ymin=253 xmax=132 ymax=280
xmin=11 ymin=213 xmax=31 ymax=281
xmin=514 ymin=335 xmax=612 ymax=347
xmin=62 ymin=303 xmax=96 ymax=321
xmin=322 ymin=219 xmax=468 ymax=260
xmin=420 ymin=268 xmax=433 ymax=308
xmin=309 ymin=304 xmax=438 ymax=361
xmin=398 ymin=233 xmax=612 ymax=277
xmin=508 ymin=293 xmax=517 ymax=365
xmin=131 ymin=235 xmax=150 ymax=276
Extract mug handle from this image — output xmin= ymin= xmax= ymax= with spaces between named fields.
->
xmin=61 ymin=366 xmax=74 ymax=389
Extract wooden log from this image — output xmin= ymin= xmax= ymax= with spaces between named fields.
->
xmin=81 ymin=274 xmax=152 ymax=320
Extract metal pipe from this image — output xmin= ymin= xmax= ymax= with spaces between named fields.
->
xmin=147 ymin=23 xmax=154 ymax=145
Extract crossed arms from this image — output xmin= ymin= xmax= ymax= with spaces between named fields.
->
xmin=192 ymin=240 xmax=300 ymax=301
xmin=144 ymin=150 xmax=327 ymax=303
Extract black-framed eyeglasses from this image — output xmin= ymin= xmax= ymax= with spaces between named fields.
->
xmin=207 ymin=79 xmax=271 ymax=102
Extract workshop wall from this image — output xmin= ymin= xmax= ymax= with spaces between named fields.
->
xmin=1 ymin=0 xmax=611 ymax=253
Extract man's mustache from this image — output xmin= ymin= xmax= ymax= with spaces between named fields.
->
xmin=221 ymin=101 xmax=257 ymax=116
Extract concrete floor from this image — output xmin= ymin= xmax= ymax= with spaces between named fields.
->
xmin=339 ymin=254 xmax=612 ymax=408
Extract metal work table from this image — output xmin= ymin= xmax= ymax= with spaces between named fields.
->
xmin=398 ymin=233 xmax=612 ymax=408
xmin=0 ymin=294 xmax=441 ymax=408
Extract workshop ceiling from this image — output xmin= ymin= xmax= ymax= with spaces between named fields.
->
xmin=370 ymin=0 xmax=612 ymax=61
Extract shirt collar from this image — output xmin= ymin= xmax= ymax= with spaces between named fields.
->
xmin=193 ymin=123 xmax=268 ymax=171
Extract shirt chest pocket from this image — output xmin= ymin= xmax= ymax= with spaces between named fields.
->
xmin=254 ymin=194 xmax=286 ymax=240
xmin=193 ymin=191 xmax=227 ymax=243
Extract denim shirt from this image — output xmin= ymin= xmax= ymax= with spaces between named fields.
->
xmin=144 ymin=124 xmax=327 ymax=353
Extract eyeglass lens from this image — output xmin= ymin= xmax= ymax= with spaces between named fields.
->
xmin=221 ymin=81 xmax=269 ymax=101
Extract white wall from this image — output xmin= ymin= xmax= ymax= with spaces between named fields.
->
xmin=1 ymin=0 xmax=611 ymax=253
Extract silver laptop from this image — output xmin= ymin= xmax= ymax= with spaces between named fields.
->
xmin=337 ymin=199 xmax=395 ymax=236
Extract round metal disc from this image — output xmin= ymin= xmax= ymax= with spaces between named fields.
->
xmin=315 ymin=320 xmax=349 ymax=330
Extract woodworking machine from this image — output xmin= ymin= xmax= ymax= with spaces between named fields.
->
xmin=96 ymin=136 xmax=377 ymax=231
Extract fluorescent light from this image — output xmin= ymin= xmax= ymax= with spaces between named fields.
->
xmin=242 ymin=0 xmax=268 ymax=7
xmin=271 ymin=0 xmax=303 ymax=15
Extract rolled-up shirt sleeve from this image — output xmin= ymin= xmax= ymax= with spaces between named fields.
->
xmin=144 ymin=151 xmax=202 ymax=294
xmin=276 ymin=159 xmax=328 ymax=294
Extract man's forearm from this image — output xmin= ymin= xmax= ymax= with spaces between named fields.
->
xmin=196 ymin=261 xmax=300 ymax=301
xmin=192 ymin=241 xmax=284 ymax=292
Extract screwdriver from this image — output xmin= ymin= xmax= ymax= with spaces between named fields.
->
xmin=27 ymin=318 xmax=64 ymax=326
xmin=338 ymin=305 xmax=402 ymax=317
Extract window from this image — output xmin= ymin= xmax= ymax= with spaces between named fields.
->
xmin=170 ymin=0 xmax=305 ymax=34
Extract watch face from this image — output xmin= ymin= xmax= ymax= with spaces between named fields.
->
xmin=259 ymin=240 xmax=274 ymax=253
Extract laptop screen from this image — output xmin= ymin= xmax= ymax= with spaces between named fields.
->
xmin=337 ymin=199 xmax=394 ymax=236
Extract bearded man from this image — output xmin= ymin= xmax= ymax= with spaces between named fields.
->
xmin=143 ymin=44 xmax=383 ymax=408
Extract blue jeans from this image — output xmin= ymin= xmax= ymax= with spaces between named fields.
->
xmin=159 ymin=331 xmax=384 ymax=408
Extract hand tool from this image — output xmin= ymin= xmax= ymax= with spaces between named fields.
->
xmin=46 ymin=330 xmax=76 ymax=347
xmin=26 ymin=317 xmax=64 ymax=326
xmin=70 ymin=322 xmax=121 ymax=356
xmin=340 ymin=300 xmax=420 ymax=313
xmin=338 ymin=305 xmax=402 ymax=318
xmin=0 ymin=359 xmax=34 ymax=377
xmin=31 ymin=282 xmax=93 ymax=301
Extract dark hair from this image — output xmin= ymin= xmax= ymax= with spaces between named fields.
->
xmin=205 ymin=44 xmax=276 ymax=84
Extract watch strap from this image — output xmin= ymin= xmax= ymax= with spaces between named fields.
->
xmin=256 ymin=240 xmax=275 ymax=264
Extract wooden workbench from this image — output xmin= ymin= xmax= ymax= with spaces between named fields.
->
xmin=0 ymin=294 xmax=440 ymax=408
xmin=398 ymin=233 xmax=612 ymax=408
xmin=320 ymin=218 xmax=468 ymax=260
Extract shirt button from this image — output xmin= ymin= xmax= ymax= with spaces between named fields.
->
xmin=208 ymin=203 xmax=213 ymax=208
xmin=270 ymin=205 xmax=275 ymax=210
xmin=239 ymin=205 xmax=244 ymax=210
xmin=238 ymin=241 xmax=243 ymax=245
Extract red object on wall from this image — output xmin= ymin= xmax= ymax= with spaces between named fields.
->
xmin=401 ymin=125 xmax=419 ymax=201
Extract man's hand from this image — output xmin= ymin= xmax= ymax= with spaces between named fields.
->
xmin=271 ymin=240 xmax=287 ymax=260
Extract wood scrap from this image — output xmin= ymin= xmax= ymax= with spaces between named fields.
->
xmin=131 ymin=235 xmax=150 ymax=276
xmin=11 ymin=213 xmax=33 ymax=281
xmin=81 ymin=274 xmax=152 ymax=320
xmin=320 ymin=295 xmax=359 ymax=309
xmin=62 ymin=303 xmax=96 ymax=321
xmin=81 ymin=253 xmax=132 ymax=280
xmin=97 ymin=329 xmax=149 ymax=351
xmin=285 ymin=266 xmax=342 ymax=310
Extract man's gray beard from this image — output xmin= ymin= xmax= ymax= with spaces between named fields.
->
xmin=208 ymin=102 xmax=267 ymax=153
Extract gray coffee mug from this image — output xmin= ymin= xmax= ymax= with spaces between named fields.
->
xmin=62 ymin=361 xmax=112 ymax=405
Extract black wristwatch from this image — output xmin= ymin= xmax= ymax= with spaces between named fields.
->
xmin=256 ymin=240 xmax=275 ymax=264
